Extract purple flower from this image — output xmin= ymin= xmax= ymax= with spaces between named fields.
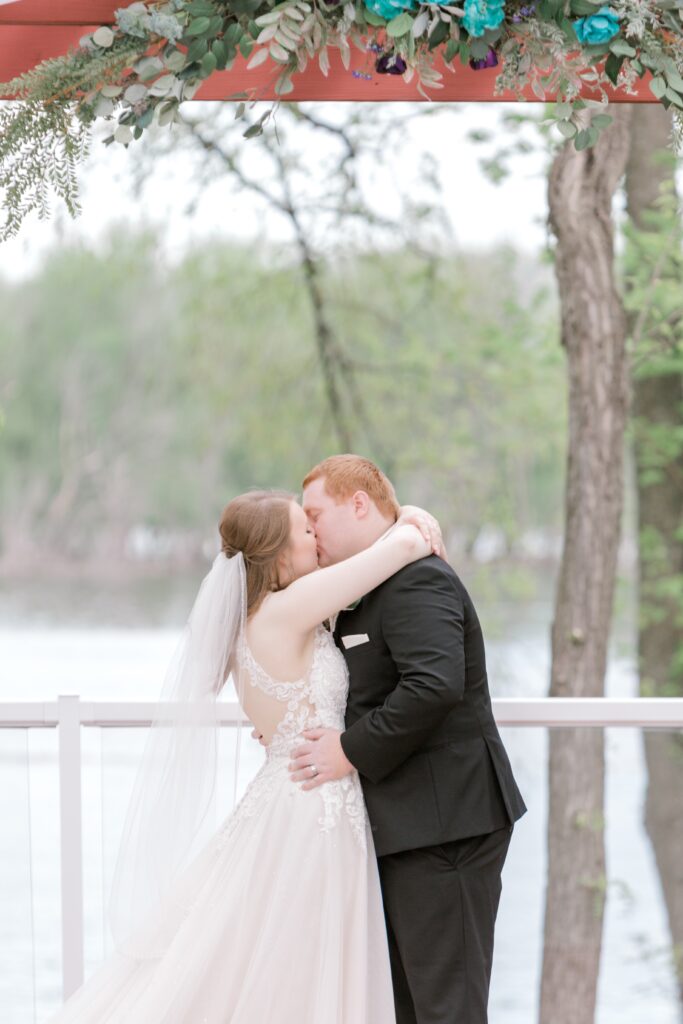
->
xmin=513 ymin=2 xmax=535 ymax=17
xmin=375 ymin=53 xmax=407 ymax=74
xmin=469 ymin=46 xmax=498 ymax=69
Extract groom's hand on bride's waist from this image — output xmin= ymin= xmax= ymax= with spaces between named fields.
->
xmin=288 ymin=728 xmax=355 ymax=790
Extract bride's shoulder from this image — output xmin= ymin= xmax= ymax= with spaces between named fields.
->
xmin=246 ymin=592 xmax=311 ymax=647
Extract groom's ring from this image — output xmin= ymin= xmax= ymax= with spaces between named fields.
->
xmin=310 ymin=764 xmax=318 ymax=776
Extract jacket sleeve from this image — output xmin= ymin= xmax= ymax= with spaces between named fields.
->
xmin=339 ymin=558 xmax=466 ymax=783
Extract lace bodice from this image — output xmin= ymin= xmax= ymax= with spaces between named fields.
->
xmin=215 ymin=624 xmax=367 ymax=852
xmin=237 ymin=624 xmax=348 ymax=758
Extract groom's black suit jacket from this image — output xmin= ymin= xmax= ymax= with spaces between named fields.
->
xmin=336 ymin=554 xmax=527 ymax=858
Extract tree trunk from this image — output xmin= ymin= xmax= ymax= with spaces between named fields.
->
xmin=540 ymin=107 xmax=632 ymax=1024
xmin=625 ymin=104 xmax=683 ymax=1007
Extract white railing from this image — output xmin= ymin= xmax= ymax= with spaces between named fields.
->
xmin=1 ymin=695 xmax=682 ymax=1006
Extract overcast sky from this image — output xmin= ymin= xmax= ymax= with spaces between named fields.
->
xmin=3 ymin=100 xmax=671 ymax=281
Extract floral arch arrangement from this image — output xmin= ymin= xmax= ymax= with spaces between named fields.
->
xmin=0 ymin=0 xmax=681 ymax=238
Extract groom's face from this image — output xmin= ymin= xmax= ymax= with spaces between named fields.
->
xmin=302 ymin=477 xmax=364 ymax=567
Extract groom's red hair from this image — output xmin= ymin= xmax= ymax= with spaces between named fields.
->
xmin=302 ymin=455 xmax=400 ymax=521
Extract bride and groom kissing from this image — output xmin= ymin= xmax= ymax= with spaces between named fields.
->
xmin=46 ymin=453 xmax=526 ymax=1024
xmin=250 ymin=454 xmax=527 ymax=1023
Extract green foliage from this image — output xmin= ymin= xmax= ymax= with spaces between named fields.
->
xmin=0 ymin=231 xmax=565 ymax=561
xmin=2 ymin=0 xmax=683 ymax=240
xmin=0 ymin=39 xmax=145 ymax=241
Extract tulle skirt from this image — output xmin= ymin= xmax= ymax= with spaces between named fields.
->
xmin=44 ymin=757 xmax=397 ymax=1024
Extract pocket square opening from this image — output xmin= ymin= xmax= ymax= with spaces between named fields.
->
xmin=341 ymin=633 xmax=370 ymax=649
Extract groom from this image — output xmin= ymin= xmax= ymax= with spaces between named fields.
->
xmin=287 ymin=454 xmax=527 ymax=1024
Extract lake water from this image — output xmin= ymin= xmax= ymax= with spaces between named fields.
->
xmin=0 ymin=571 xmax=680 ymax=1023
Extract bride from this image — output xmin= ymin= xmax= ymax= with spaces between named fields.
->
xmin=45 ymin=488 xmax=442 ymax=1023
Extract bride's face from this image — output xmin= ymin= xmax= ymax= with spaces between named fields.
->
xmin=277 ymin=501 xmax=319 ymax=584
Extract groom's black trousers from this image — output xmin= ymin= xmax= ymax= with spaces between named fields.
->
xmin=377 ymin=824 xmax=513 ymax=1024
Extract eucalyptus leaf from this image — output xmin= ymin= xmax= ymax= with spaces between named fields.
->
xmin=158 ymin=101 xmax=179 ymax=126
xmin=570 ymin=0 xmax=600 ymax=13
xmin=574 ymin=127 xmax=594 ymax=149
xmin=270 ymin=41 xmax=291 ymax=61
xmin=136 ymin=107 xmax=155 ymax=130
xmin=608 ymin=38 xmax=636 ymax=57
xmin=428 ymin=19 xmax=449 ymax=48
xmin=164 ymin=50 xmax=187 ymax=72
xmin=665 ymin=69 xmax=683 ymax=92
xmin=275 ymin=74 xmax=295 ymax=94
xmin=247 ymin=47 xmax=269 ymax=68
xmin=386 ymin=12 xmax=413 ymax=36
xmin=411 ymin=10 xmax=429 ymax=36
xmin=604 ymin=51 xmax=623 ymax=85
xmin=114 ymin=124 xmax=133 ymax=145
xmin=225 ymin=23 xmax=244 ymax=44
xmin=135 ymin=57 xmax=165 ymax=80
xmin=187 ymin=16 xmax=212 ymax=35
xmin=187 ymin=38 xmax=209 ymax=62
xmin=93 ymin=27 xmax=115 ymax=48
xmin=650 ymin=75 xmax=667 ymax=99
xmin=148 ymin=74 xmax=176 ymax=97
xmin=200 ymin=51 xmax=218 ymax=76
xmin=469 ymin=37 xmax=489 ymax=58
xmin=94 ymin=96 xmax=115 ymax=117
xmin=557 ymin=119 xmax=577 ymax=138
xmin=212 ymin=40 xmax=228 ymax=68
xmin=188 ymin=0 xmax=215 ymax=14
xmin=254 ymin=11 xmax=282 ymax=24
xmin=124 ymin=84 xmax=148 ymax=103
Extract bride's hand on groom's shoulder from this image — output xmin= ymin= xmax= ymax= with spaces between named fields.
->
xmin=396 ymin=504 xmax=448 ymax=562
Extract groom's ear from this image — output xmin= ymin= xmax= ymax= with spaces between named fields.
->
xmin=351 ymin=490 xmax=372 ymax=519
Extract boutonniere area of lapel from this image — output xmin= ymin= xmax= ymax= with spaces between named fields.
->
xmin=341 ymin=633 xmax=370 ymax=650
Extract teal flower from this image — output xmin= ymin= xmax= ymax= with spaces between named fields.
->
xmin=364 ymin=0 xmax=416 ymax=18
xmin=573 ymin=5 xmax=620 ymax=44
xmin=462 ymin=0 xmax=505 ymax=37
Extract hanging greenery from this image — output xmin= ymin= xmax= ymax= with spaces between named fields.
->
xmin=1 ymin=0 xmax=682 ymax=240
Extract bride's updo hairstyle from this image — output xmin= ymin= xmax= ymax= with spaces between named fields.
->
xmin=219 ymin=489 xmax=296 ymax=615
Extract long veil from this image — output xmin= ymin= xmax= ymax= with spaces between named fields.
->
xmin=107 ymin=550 xmax=248 ymax=960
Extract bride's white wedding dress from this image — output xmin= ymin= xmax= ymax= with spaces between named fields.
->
xmin=45 ymin=623 xmax=396 ymax=1024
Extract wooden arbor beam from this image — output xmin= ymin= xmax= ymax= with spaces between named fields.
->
xmin=0 ymin=0 xmax=656 ymax=102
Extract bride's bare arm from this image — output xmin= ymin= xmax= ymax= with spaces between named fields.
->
xmin=264 ymin=525 xmax=431 ymax=635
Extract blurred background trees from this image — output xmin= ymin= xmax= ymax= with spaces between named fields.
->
xmin=0 ymin=227 xmax=565 ymax=571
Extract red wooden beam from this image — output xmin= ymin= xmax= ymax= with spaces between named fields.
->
xmin=0 ymin=1 xmax=119 ymax=24
xmin=0 ymin=2 xmax=656 ymax=102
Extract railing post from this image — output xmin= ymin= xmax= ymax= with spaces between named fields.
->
xmin=57 ymin=694 xmax=84 ymax=999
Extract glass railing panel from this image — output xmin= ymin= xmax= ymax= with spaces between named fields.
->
xmin=492 ymin=725 xmax=682 ymax=1024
